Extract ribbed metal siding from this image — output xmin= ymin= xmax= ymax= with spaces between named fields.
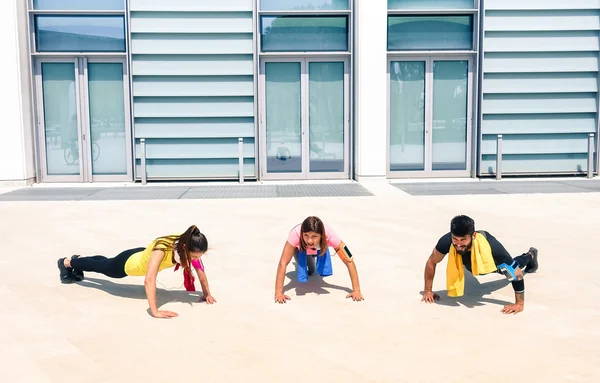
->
xmin=130 ymin=0 xmax=255 ymax=180
xmin=480 ymin=1 xmax=599 ymax=175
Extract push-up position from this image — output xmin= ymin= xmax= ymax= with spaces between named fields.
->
xmin=422 ymin=215 xmax=539 ymax=314
xmin=57 ymin=225 xmax=216 ymax=318
xmin=274 ymin=216 xmax=363 ymax=303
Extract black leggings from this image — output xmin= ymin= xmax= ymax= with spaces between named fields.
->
xmin=70 ymin=247 xmax=145 ymax=279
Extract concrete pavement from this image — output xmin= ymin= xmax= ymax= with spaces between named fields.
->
xmin=1 ymin=181 xmax=598 ymax=382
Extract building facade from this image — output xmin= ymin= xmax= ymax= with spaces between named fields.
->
xmin=1 ymin=0 xmax=598 ymax=185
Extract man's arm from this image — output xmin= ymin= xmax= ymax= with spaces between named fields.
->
xmin=422 ymin=248 xmax=445 ymax=302
xmin=485 ymin=232 xmax=526 ymax=314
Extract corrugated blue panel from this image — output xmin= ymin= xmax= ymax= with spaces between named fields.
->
xmin=481 ymin=133 xmax=592 ymax=155
xmin=482 ymin=94 xmax=597 ymax=114
xmin=485 ymin=10 xmax=600 ymax=31
xmin=486 ymin=0 xmax=599 ymax=11
xmin=136 ymin=160 xmax=256 ymax=178
xmin=483 ymin=52 xmax=599 ymax=73
xmin=134 ymin=138 xmax=255 ymax=159
xmin=135 ymin=117 xmax=255 ymax=138
xmin=132 ymin=55 xmax=253 ymax=76
xmin=483 ymin=72 xmax=598 ymax=94
xmin=134 ymin=96 xmax=254 ymax=118
xmin=130 ymin=0 xmax=252 ymax=11
xmin=131 ymin=3 xmax=255 ymax=180
xmin=131 ymin=33 xmax=253 ymax=55
xmin=133 ymin=76 xmax=254 ymax=97
xmin=481 ymin=113 xmax=597 ymax=134
xmin=484 ymin=31 xmax=600 ymax=52
xmin=130 ymin=12 xmax=253 ymax=33
xmin=481 ymin=5 xmax=599 ymax=176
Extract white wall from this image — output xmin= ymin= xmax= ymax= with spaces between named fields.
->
xmin=0 ymin=0 xmax=35 ymax=184
xmin=354 ymin=0 xmax=388 ymax=180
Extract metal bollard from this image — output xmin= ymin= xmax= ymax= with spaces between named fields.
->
xmin=588 ymin=133 xmax=595 ymax=179
xmin=496 ymin=134 xmax=503 ymax=180
xmin=238 ymin=137 xmax=244 ymax=184
xmin=140 ymin=138 xmax=147 ymax=185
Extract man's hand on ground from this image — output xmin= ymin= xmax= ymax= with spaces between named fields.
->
xmin=422 ymin=291 xmax=440 ymax=303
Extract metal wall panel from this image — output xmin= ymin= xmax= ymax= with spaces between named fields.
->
xmin=130 ymin=2 xmax=255 ymax=180
xmin=481 ymin=3 xmax=599 ymax=175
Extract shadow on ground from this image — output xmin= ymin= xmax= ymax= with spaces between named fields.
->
xmin=283 ymin=260 xmax=353 ymax=297
xmin=421 ymin=271 xmax=513 ymax=308
xmin=74 ymin=277 xmax=202 ymax=309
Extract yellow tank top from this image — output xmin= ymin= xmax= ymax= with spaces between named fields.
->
xmin=124 ymin=235 xmax=178 ymax=277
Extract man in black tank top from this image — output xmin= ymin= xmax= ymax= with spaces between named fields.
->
xmin=422 ymin=215 xmax=539 ymax=314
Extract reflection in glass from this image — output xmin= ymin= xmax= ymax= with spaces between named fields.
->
xmin=88 ymin=63 xmax=127 ymax=175
xmin=389 ymin=61 xmax=426 ymax=171
xmin=265 ymin=62 xmax=302 ymax=173
xmin=41 ymin=63 xmax=80 ymax=176
xmin=35 ymin=16 xmax=126 ymax=52
xmin=33 ymin=0 xmax=125 ymax=10
xmin=261 ymin=0 xmax=349 ymax=10
xmin=261 ymin=16 xmax=348 ymax=52
xmin=432 ymin=61 xmax=468 ymax=171
xmin=309 ymin=62 xmax=344 ymax=172
xmin=387 ymin=16 xmax=473 ymax=51
xmin=388 ymin=0 xmax=474 ymax=10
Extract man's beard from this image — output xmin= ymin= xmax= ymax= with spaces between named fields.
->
xmin=456 ymin=241 xmax=472 ymax=256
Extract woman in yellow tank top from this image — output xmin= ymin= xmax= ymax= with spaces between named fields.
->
xmin=57 ymin=225 xmax=216 ymax=319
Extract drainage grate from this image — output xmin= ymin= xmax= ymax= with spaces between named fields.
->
xmin=0 ymin=183 xmax=373 ymax=201
xmin=393 ymin=180 xmax=600 ymax=196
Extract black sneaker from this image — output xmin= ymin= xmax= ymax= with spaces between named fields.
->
xmin=526 ymin=247 xmax=539 ymax=273
xmin=71 ymin=255 xmax=84 ymax=282
xmin=57 ymin=258 xmax=75 ymax=284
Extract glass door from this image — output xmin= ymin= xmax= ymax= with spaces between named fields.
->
xmin=260 ymin=57 xmax=349 ymax=180
xmin=35 ymin=57 xmax=132 ymax=182
xmin=388 ymin=56 xmax=473 ymax=177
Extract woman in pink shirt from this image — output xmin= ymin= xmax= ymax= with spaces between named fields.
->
xmin=274 ymin=216 xmax=364 ymax=303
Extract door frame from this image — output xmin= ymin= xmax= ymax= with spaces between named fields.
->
xmin=387 ymin=55 xmax=474 ymax=178
xmin=258 ymin=56 xmax=350 ymax=180
xmin=34 ymin=56 xmax=133 ymax=183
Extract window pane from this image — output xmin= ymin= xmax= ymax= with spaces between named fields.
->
xmin=388 ymin=16 xmax=473 ymax=51
xmin=261 ymin=16 xmax=348 ymax=52
xmin=88 ymin=63 xmax=128 ymax=175
xmin=389 ymin=61 xmax=426 ymax=171
xmin=388 ymin=0 xmax=474 ymax=9
xmin=33 ymin=0 xmax=124 ymax=10
xmin=266 ymin=62 xmax=302 ymax=173
xmin=432 ymin=61 xmax=469 ymax=171
xmin=41 ymin=63 xmax=80 ymax=176
xmin=309 ymin=62 xmax=345 ymax=173
xmin=35 ymin=16 xmax=126 ymax=53
xmin=260 ymin=0 xmax=349 ymax=10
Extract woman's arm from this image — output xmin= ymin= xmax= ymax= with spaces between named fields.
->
xmin=145 ymin=250 xmax=178 ymax=318
xmin=194 ymin=266 xmax=216 ymax=304
xmin=274 ymin=242 xmax=296 ymax=303
xmin=335 ymin=244 xmax=364 ymax=301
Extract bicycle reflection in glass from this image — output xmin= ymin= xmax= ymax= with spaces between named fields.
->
xmin=63 ymin=139 xmax=100 ymax=165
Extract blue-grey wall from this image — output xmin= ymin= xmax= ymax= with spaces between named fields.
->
xmin=480 ymin=0 xmax=599 ymax=175
xmin=130 ymin=0 xmax=256 ymax=180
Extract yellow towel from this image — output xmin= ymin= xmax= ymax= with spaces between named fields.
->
xmin=446 ymin=232 xmax=497 ymax=297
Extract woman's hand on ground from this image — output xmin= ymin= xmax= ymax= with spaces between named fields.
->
xmin=274 ymin=293 xmax=290 ymax=304
xmin=152 ymin=310 xmax=179 ymax=319
xmin=346 ymin=290 xmax=364 ymax=301
xmin=200 ymin=295 xmax=217 ymax=304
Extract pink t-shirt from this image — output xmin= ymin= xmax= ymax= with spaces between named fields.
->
xmin=287 ymin=223 xmax=342 ymax=255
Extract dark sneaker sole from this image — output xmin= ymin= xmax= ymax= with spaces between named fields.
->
xmin=527 ymin=247 xmax=539 ymax=273
xmin=57 ymin=258 xmax=75 ymax=284
xmin=71 ymin=255 xmax=84 ymax=282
